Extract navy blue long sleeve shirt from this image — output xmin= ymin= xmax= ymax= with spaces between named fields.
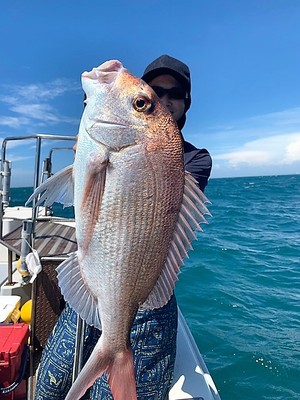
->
xmin=183 ymin=139 xmax=212 ymax=192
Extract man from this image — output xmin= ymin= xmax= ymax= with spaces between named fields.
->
xmin=142 ymin=55 xmax=212 ymax=192
xmin=34 ymin=55 xmax=212 ymax=400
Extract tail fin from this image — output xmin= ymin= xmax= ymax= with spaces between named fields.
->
xmin=108 ymin=348 xmax=137 ymax=400
xmin=65 ymin=337 xmax=137 ymax=400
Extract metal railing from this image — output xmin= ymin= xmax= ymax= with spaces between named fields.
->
xmin=0 ymin=134 xmax=76 ymax=284
xmin=0 ymin=133 xmax=76 ymax=239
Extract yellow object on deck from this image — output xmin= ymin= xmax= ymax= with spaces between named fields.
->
xmin=16 ymin=258 xmax=30 ymax=277
xmin=21 ymin=299 xmax=32 ymax=324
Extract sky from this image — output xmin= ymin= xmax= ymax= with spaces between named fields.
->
xmin=1 ymin=0 xmax=300 ymax=186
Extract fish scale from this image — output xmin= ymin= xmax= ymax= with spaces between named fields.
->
xmin=84 ymin=154 xmax=179 ymax=309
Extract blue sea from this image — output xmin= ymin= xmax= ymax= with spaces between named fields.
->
xmin=10 ymin=175 xmax=300 ymax=399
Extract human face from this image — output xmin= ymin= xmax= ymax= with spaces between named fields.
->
xmin=147 ymin=75 xmax=186 ymax=123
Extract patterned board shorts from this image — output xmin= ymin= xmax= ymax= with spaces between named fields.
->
xmin=34 ymin=295 xmax=178 ymax=400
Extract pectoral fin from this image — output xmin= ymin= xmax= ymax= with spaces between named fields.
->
xmin=26 ymin=164 xmax=74 ymax=207
xmin=80 ymin=157 xmax=108 ymax=254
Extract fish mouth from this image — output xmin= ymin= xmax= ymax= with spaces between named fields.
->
xmin=84 ymin=119 xmax=135 ymax=151
xmin=86 ymin=117 xmax=146 ymax=131
xmin=82 ymin=60 xmax=124 ymax=84
xmin=89 ymin=119 xmax=128 ymax=129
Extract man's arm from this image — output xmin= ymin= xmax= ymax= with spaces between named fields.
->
xmin=184 ymin=148 xmax=212 ymax=192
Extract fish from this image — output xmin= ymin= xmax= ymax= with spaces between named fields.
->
xmin=27 ymin=60 xmax=210 ymax=400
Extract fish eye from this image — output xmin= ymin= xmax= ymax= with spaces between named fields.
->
xmin=132 ymin=96 xmax=153 ymax=113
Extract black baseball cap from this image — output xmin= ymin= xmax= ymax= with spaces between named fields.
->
xmin=141 ymin=54 xmax=191 ymax=112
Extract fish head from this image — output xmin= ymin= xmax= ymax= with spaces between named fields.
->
xmin=81 ymin=60 xmax=181 ymax=151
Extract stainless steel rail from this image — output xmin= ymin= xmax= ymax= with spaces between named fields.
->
xmin=0 ymin=134 xmax=76 ymax=285
xmin=0 ymin=133 xmax=76 ymax=239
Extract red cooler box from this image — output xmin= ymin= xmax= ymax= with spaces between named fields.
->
xmin=0 ymin=323 xmax=29 ymax=400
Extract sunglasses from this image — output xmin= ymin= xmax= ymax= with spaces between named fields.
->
xmin=150 ymin=86 xmax=187 ymax=100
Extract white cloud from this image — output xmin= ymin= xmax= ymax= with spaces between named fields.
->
xmin=208 ymin=133 xmax=300 ymax=178
xmin=0 ymin=79 xmax=80 ymax=129
xmin=283 ymin=137 xmax=300 ymax=164
xmin=1 ymin=79 xmax=79 ymax=104
xmin=215 ymin=149 xmax=271 ymax=167
xmin=214 ymin=132 xmax=300 ymax=169
xmin=11 ymin=103 xmax=60 ymax=122
xmin=9 ymin=103 xmax=77 ymax=124
xmin=190 ymin=107 xmax=300 ymax=148
xmin=0 ymin=116 xmax=31 ymax=128
xmin=187 ymin=107 xmax=300 ymax=177
xmin=248 ymin=107 xmax=300 ymax=128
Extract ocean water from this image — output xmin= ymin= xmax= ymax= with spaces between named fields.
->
xmin=9 ymin=175 xmax=300 ymax=399
xmin=176 ymin=174 xmax=300 ymax=400
xmin=10 ymin=187 xmax=75 ymax=219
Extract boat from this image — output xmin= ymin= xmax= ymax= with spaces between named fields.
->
xmin=0 ymin=134 xmax=221 ymax=400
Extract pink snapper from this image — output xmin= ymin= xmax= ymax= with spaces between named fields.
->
xmin=28 ymin=60 xmax=210 ymax=399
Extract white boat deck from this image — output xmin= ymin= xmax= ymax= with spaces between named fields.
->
xmin=170 ymin=309 xmax=220 ymax=399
